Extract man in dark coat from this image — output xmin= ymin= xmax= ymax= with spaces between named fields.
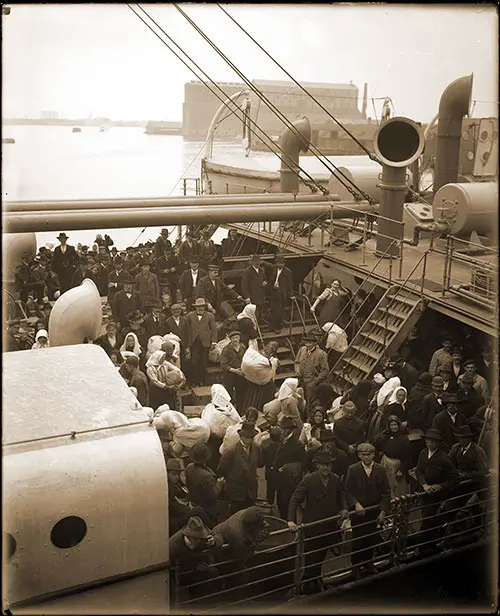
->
xmin=178 ymin=258 xmax=207 ymax=312
xmin=111 ymin=272 xmax=144 ymax=330
xmin=457 ymin=373 xmax=485 ymax=435
xmin=196 ymin=264 xmax=242 ymax=317
xmin=156 ymin=245 xmax=180 ymax=300
xmin=421 ymin=376 xmax=445 ymax=430
xmin=167 ymin=458 xmax=191 ymax=535
xmin=185 ymin=443 xmax=224 ymax=528
xmin=288 ymin=450 xmax=348 ymax=594
xmin=220 ymin=229 xmax=240 ymax=258
xmin=272 ymin=416 xmax=306 ymax=520
xmin=107 ymin=255 xmax=129 ymax=303
xmin=169 ymin=516 xmax=222 ymax=601
xmin=449 ymin=425 xmax=488 ymax=484
xmin=51 ymin=232 xmax=78 ymax=294
xmin=266 ymin=254 xmax=295 ymax=333
xmin=70 ymin=255 xmax=93 ymax=289
xmin=155 ymin=228 xmax=173 ymax=259
xmin=216 ymin=421 xmax=262 ymax=516
xmin=125 ymin=355 xmax=149 ymax=408
xmin=94 ymin=320 xmax=122 ymax=358
xmin=393 ymin=354 xmax=419 ymax=392
xmin=185 ymin=297 xmax=217 ymax=386
xmin=332 ymin=401 xmax=366 ymax=463
xmin=415 ymin=428 xmax=460 ymax=554
xmin=144 ymin=300 xmax=168 ymax=339
xmin=431 ymin=393 xmax=467 ymax=450
xmin=178 ymin=230 xmax=200 ymax=268
xmin=344 ymin=443 xmax=391 ymax=576
xmin=220 ymin=330 xmax=247 ymax=410
xmin=241 ymin=254 xmax=269 ymax=320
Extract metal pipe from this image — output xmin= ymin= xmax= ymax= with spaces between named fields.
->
xmin=279 ymin=116 xmax=311 ymax=193
xmin=4 ymin=201 xmax=378 ymax=234
xmin=4 ymin=193 xmax=336 ymax=213
xmin=434 ymin=74 xmax=473 ymax=194
xmin=403 ymin=221 xmax=450 ymax=246
xmin=203 ymin=89 xmax=250 ymax=160
xmin=373 ymin=117 xmax=425 ymax=257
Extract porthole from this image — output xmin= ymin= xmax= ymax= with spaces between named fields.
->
xmin=5 ymin=533 xmax=17 ymax=559
xmin=50 ymin=516 xmax=87 ymax=549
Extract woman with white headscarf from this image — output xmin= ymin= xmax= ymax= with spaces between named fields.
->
xmin=32 ymin=329 xmax=50 ymax=349
xmin=277 ymin=377 xmax=306 ymax=429
xmin=383 ymin=386 xmax=408 ymax=430
xmin=367 ymin=371 xmax=401 ymax=440
xmin=236 ymin=303 xmax=259 ymax=347
xmin=120 ymin=332 xmax=142 ymax=360
xmin=146 ymin=340 xmax=185 ymax=411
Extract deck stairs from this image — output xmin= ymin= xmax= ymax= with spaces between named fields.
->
xmin=330 ymin=284 xmax=427 ymax=395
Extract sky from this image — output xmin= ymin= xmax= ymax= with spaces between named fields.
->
xmin=2 ymin=3 xmax=498 ymax=123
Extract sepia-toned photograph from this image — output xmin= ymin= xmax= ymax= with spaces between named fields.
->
xmin=2 ymin=3 xmax=498 ymax=614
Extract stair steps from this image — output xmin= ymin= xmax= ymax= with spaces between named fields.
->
xmin=331 ymin=284 xmax=426 ymax=395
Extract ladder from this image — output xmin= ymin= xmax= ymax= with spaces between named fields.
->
xmin=331 ymin=283 xmax=427 ymax=395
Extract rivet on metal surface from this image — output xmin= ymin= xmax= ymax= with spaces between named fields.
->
xmin=70 ymin=431 xmax=76 ymax=439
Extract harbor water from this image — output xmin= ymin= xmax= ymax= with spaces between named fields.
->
xmin=2 ymin=125 xmax=257 ymax=249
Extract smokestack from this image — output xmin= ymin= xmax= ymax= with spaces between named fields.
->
xmin=362 ymin=83 xmax=368 ymax=119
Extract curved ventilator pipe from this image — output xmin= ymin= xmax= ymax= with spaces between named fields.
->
xmin=48 ymin=278 xmax=102 ymax=347
xmin=279 ymin=116 xmax=311 ymax=193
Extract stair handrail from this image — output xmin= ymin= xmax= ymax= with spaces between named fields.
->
xmin=291 ymin=296 xmax=308 ymax=335
xmin=297 ymin=293 xmax=321 ymax=329
xmin=329 ymin=249 xmax=431 ymax=388
xmin=314 ymin=238 xmax=400 ymax=349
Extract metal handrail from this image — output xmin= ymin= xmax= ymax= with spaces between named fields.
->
xmin=173 ymin=478 xmax=492 ymax=610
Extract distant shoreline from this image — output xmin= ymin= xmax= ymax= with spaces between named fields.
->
xmin=3 ymin=118 xmax=180 ymax=128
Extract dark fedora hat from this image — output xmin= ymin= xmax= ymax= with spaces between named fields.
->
xmin=121 ymin=271 xmax=133 ymax=284
xmin=442 ymin=392 xmax=459 ymax=404
xmin=189 ymin=442 xmax=211 ymax=464
xmin=278 ymin=416 xmax=295 ymax=430
xmin=181 ymin=516 xmax=211 ymax=539
xmin=460 ymin=373 xmax=474 ymax=384
xmin=238 ymin=421 xmax=258 ymax=438
xmin=314 ymin=450 xmax=333 ymax=465
xmin=57 ymin=232 xmax=69 ymax=240
xmin=127 ymin=310 xmax=145 ymax=324
xmin=454 ymin=425 xmax=473 ymax=438
xmin=424 ymin=428 xmax=442 ymax=441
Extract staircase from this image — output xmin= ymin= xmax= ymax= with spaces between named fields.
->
xmin=331 ymin=284 xmax=427 ymax=395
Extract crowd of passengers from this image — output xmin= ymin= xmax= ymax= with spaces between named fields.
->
xmin=4 ymin=228 xmax=496 ymax=598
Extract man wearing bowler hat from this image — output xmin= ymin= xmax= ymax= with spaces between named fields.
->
xmin=422 ymin=375 xmax=446 ymax=430
xmin=216 ymin=421 xmax=262 ymax=516
xmin=51 ymin=232 xmax=78 ymax=294
xmin=220 ymin=329 xmax=247 ymax=409
xmin=267 ymin=254 xmax=294 ymax=333
xmin=288 ymin=449 xmax=348 ymax=594
xmin=457 ymin=359 xmax=490 ymax=403
xmin=449 ymin=425 xmax=488 ymax=483
xmin=111 ymin=271 xmax=144 ymax=331
xmin=431 ymin=392 xmax=467 ymax=450
xmin=185 ymin=443 xmax=225 ymax=528
xmin=178 ymin=257 xmax=207 ymax=312
xmin=185 ymin=297 xmax=217 ymax=386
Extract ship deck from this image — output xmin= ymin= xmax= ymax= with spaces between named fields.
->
xmin=224 ymin=221 xmax=498 ymax=337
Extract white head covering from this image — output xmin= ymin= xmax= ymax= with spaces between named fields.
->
xmin=120 ymin=332 xmax=142 ymax=357
xmin=147 ymin=335 xmax=164 ymax=359
xmin=211 ymin=384 xmax=232 ymax=410
xmin=278 ymin=378 xmax=298 ymax=401
xmin=237 ymin=304 xmax=257 ymax=326
xmin=377 ymin=376 xmax=401 ymax=408
xmin=388 ymin=386 xmax=408 ymax=407
xmin=32 ymin=329 xmax=50 ymax=349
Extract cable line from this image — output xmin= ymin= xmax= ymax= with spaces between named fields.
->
xmin=128 ymin=4 xmax=328 ymax=196
xmin=172 ymin=3 xmax=377 ymax=204
xmin=216 ymin=3 xmax=379 ymax=161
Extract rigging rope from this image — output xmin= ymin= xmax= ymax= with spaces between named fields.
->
xmin=216 ymin=3 xmax=379 ymax=161
xmin=172 ymin=3 xmax=378 ymax=205
xmin=129 ymin=4 xmax=328 ymax=196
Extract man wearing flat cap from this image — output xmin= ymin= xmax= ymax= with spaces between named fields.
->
xmin=428 ymin=334 xmax=453 ymax=377
xmin=220 ymin=329 xmax=247 ymax=409
xmin=457 ymin=359 xmax=490 ymax=403
xmin=294 ymin=332 xmax=329 ymax=404
xmin=344 ymin=443 xmax=391 ymax=576
xmin=196 ymin=264 xmax=243 ymax=318
xmin=51 ymin=232 xmax=78 ymax=294
xmin=288 ymin=449 xmax=348 ymax=594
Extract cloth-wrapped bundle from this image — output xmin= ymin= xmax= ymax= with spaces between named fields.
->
xmin=322 ymin=322 xmax=348 ymax=352
xmin=241 ymin=347 xmax=278 ymax=386
xmin=173 ymin=417 xmax=211 ymax=450
xmin=152 ymin=407 xmax=188 ymax=431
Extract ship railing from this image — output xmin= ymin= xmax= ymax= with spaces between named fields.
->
xmin=181 ymin=177 xmax=202 ymax=196
xmin=224 ymin=181 xmax=269 ymax=195
xmin=438 ymin=235 xmax=498 ymax=311
xmin=170 ymin=477 xmax=495 ymax=612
